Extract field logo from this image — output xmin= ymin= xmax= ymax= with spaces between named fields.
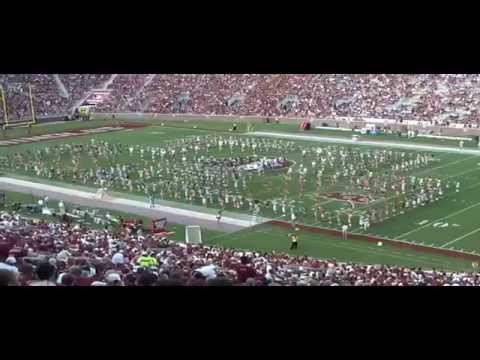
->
xmin=323 ymin=192 xmax=372 ymax=204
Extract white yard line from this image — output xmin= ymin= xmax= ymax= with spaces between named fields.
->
xmin=395 ymin=200 xmax=480 ymax=239
xmin=440 ymin=228 xmax=480 ymax=248
xmin=251 ymin=132 xmax=480 ymax=155
xmin=413 ymin=155 xmax=477 ymax=176
xmin=349 ymin=178 xmax=480 ymax=234
xmin=349 ymin=166 xmax=480 ymax=234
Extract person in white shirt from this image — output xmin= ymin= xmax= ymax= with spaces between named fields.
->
xmin=0 ymin=262 xmax=19 ymax=274
xmin=196 ymin=264 xmax=217 ymax=280
xmin=112 ymin=251 xmax=125 ymax=266
xmin=58 ymin=201 xmax=65 ymax=216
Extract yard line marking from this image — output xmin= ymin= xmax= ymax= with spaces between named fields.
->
xmin=395 ymin=200 xmax=480 ymax=239
xmin=251 ymin=132 xmax=480 ymax=155
xmin=440 ymin=227 xmax=480 ymax=248
xmin=350 ymin=165 xmax=480 ymax=218
xmin=413 ymin=155 xmax=477 ymax=176
xmin=350 ymin=168 xmax=480 ymax=233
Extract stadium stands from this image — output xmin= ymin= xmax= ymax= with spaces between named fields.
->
xmin=0 ymin=211 xmax=479 ymax=286
xmin=59 ymin=74 xmax=111 ymax=104
xmin=99 ymin=74 xmax=480 ymax=126
xmin=95 ymin=74 xmax=151 ymax=112
xmin=0 ymin=74 xmax=110 ymax=121
xmin=2 ymin=74 xmax=480 ymax=126
xmin=0 ymin=74 xmax=69 ymax=121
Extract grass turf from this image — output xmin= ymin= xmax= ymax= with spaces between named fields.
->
xmin=1 ymin=117 xmax=480 ymax=271
xmin=210 ymin=223 xmax=474 ymax=272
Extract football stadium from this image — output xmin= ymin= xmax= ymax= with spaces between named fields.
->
xmin=1 ymin=74 xmax=480 ymax=286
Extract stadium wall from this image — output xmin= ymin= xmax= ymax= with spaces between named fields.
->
xmin=92 ymin=112 xmax=480 ymax=137
xmin=36 ymin=115 xmax=70 ymax=124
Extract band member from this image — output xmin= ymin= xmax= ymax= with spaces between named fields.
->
xmin=342 ymin=224 xmax=348 ymax=240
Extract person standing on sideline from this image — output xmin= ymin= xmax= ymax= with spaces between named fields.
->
xmin=147 ymin=188 xmax=155 ymax=208
xmin=289 ymin=233 xmax=298 ymax=250
xmin=216 ymin=209 xmax=223 ymax=222
xmin=342 ymin=224 xmax=348 ymax=240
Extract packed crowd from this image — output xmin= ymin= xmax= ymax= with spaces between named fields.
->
xmin=0 ymin=74 xmax=69 ymax=120
xmin=98 ymin=74 xmax=480 ymax=126
xmin=95 ymin=74 xmax=151 ymax=112
xmin=58 ymin=74 xmax=110 ymax=106
xmin=0 ymin=211 xmax=479 ymax=286
xmin=3 ymin=74 xmax=480 ymax=125
xmin=0 ymin=74 xmax=109 ymax=121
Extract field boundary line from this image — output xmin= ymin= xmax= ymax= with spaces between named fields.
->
xmin=441 ymin=228 xmax=480 ymax=248
xmin=251 ymin=131 xmax=480 ymax=155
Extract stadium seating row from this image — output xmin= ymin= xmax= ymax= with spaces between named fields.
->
xmin=2 ymin=74 xmax=480 ymax=126
xmin=0 ymin=212 xmax=478 ymax=286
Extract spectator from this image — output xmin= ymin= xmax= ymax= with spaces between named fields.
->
xmin=18 ymin=263 xmax=34 ymax=286
xmin=105 ymin=272 xmax=123 ymax=286
xmin=0 ymin=269 xmax=17 ymax=286
xmin=136 ymin=251 xmax=158 ymax=269
xmin=136 ymin=271 xmax=157 ymax=286
xmin=30 ymin=262 xmax=56 ymax=286
xmin=188 ymin=271 xmax=206 ymax=286
xmin=112 ymin=250 xmax=125 ymax=266
xmin=0 ymin=210 xmax=478 ymax=286
xmin=235 ymin=256 xmax=257 ymax=284
xmin=60 ymin=274 xmax=75 ymax=286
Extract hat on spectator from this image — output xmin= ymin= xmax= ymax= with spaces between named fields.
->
xmin=91 ymin=281 xmax=107 ymax=286
xmin=105 ymin=272 xmax=122 ymax=284
xmin=48 ymin=258 xmax=57 ymax=267
xmin=112 ymin=251 xmax=124 ymax=265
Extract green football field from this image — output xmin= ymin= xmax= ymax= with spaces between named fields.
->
xmin=1 ymin=116 xmax=480 ymax=272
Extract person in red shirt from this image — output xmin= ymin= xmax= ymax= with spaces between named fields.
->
xmin=68 ymin=266 xmax=94 ymax=286
xmin=18 ymin=262 xmax=34 ymax=286
xmin=235 ymin=256 xmax=257 ymax=284
xmin=60 ymin=274 xmax=75 ymax=286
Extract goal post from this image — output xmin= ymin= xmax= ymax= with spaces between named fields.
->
xmin=185 ymin=225 xmax=202 ymax=244
xmin=0 ymin=83 xmax=37 ymax=129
